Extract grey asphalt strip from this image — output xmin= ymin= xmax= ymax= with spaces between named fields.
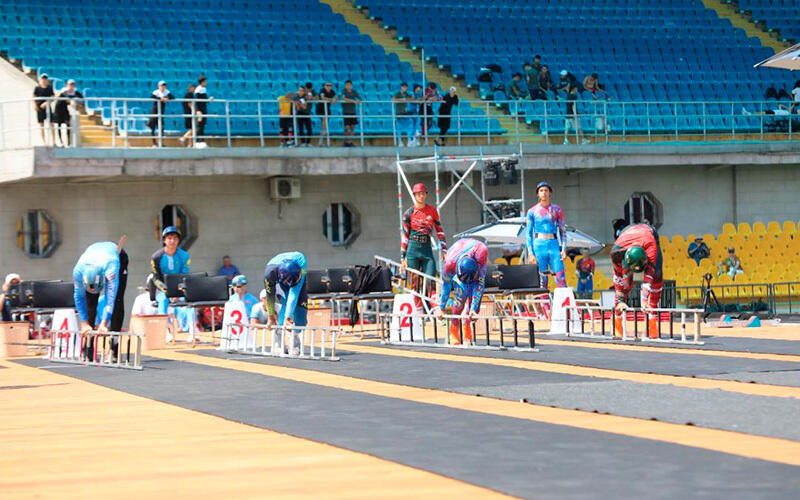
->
xmin=14 ymin=357 xmax=800 ymax=500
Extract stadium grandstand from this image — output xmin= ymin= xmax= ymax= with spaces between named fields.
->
xmin=2 ymin=1 xmax=800 ymax=498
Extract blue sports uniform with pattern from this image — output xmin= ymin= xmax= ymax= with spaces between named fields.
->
xmin=150 ymin=247 xmax=191 ymax=314
xmin=525 ymin=202 xmax=567 ymax=288
xmin=263 ymin=251 xmax=308 ymax=327
xmin=72 ymin=242 xmax=120 ymax=325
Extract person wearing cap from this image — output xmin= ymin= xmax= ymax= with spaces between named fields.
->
xmin=436 ymin=86 xmax=459 ymax=146
xmin=147 ymin=80 xmax=175 ymax=147
xmin=316 ymin=82 xmax=338 ymax=146
xmin=555 ymin=69 xmax=577 ymax=97
xmin=292 ymin=85 xmax=313 ymax=147
xmin=250 ymin=289 xmax=270 ymax=325
xmin=610 ymin=223 xmax=664 ymax=338
xmin=228 ymin=275 xmax=259 ymax=319
xmin=525 ymin=181 xmax=567 ymax=290
xmin=401 ymin=182 xmax=447 ymax=310
xmin=340 ymin=80 xmax=362 ymax=147
xmin=687 ymin=236 xmax=711 ymax=266
xmin=392 ymin=82 xmax=415 ymax=147
xmin=33 ymin=73 xmax=55 ymax=145
xmin=1 ymin=273 xmax=21 ymax=322
xmin=72 ymin=237 xmax=128 ymax=359
xmin=436 ymin=238 xmax=488 ymax=345
xmin=150 ymin=226 xmax=192 ymax=340
xmin=54 ymin=79 xmax=83 ymax=147
xmin=717 ymin=247 xmax=744 ymax=281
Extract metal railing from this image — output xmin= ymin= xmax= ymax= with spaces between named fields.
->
xmin=219 ymin=322 xmax=340 ymax=361
xmin=1 ymin=96 xmax=797 ymax=150
xmin=48 ymin=330 xmax=144 ymax=370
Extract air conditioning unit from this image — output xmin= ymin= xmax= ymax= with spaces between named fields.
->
xmin=270 ymin=177 xmax=301 ymax=200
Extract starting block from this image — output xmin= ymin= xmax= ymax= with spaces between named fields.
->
xmin=219 ymin=323 xmax=340 ymax=361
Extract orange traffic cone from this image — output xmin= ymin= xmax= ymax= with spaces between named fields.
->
xmin=647 ymin=314 xmax=660 ymax=339
xmin=614 ymin=313 xmax=624 ymax=338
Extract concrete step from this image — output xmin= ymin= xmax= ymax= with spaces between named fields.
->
xmin=319 ymin=0 xmax=543 ymax=144
xmin=700 ymin=0 xmax=788 ymax=53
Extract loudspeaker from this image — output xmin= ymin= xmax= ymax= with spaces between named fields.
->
xmin=166 ymin=272 xmax=207 ymax=298
xmin=183 ymin=275 xmax=229 ymax=303
xmin=32 ymin=280 xmax=75 ymax=308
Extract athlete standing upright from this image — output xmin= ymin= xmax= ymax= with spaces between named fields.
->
xmin=525 ymin=181 xmax=567 ymax=289
xmin=400 ymin=183 xmax=447 ymax=309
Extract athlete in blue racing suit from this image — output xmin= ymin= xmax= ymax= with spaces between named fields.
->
xmin=525 ymin=181 xmax=567 ymax=288
xmin=263 ymin=251 xmax=308 ymax=327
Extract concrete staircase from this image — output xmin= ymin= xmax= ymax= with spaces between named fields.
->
xmin=319 ymin=0 xmax=542 ymax=144
xmin=78 ymin=113 xmax=115 ymax=146
xmin=701 ymin=0 xmax=789 ymax=53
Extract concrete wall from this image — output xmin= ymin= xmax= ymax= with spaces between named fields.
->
xmin=1 ymin=163 xmax=798 ymax=322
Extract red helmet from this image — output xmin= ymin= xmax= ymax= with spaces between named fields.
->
xmin=412 ymin=183 xmax=427 ymax=194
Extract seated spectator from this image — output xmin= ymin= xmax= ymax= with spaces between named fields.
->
xmin=575 ymin=248 xmax=595 ymax=299
xmin=555 ymin=70 xmax=577 ymax=98
xmin=1 ymin=273 xmax=21 ymax=322
xmin=218 ymin=255 xmax=240 ymax=282
xmin=229 ymin=275 xmax=259 ymax=318
xmin=535 ymin=65 xmax=553 ymax=100
xmin=54 ymin=79 xmax=83 ymax=147
xmin=250 ymin=289 xmax=269 ymax=325
xmin=765 ymin=85 xmax=778 ymax=100
xmin=507 ymin=73 xmax=529 ymax=100
xmin=687 ymin=237 xmax=710 ymax=266
xmin=717 ymin=247 xmax=744 ymax=280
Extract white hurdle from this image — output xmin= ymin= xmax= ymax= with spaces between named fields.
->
xmin=562 ymin=304 xmax=705 ymax=344
xmin=378 ymin=312 xmax=538 ymax=352
xmin=219 ymin=323 xmax=340 ymax=361
xmin=48 ymin=330 xmax=144 ymax=370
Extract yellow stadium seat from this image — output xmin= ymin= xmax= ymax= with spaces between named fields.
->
xmin=752 ymin=221 xmax=766 ymax=234
xmin=721 ymin=222 xmax=736 ymax=235
xmin=737 ymin=222 xmax=751 ymax=234
xmin=767 ymin=221 xmax=781 ymax=234
xmin=493 ymin=258 xmax=506 ymax=265
xmin=671 ymin=235 xmax=685 ymax=247
xmin=510 ymin=257 xmax=521 ymax=265
xmin=782 ymin=220 xmax=797 ymax=234
xmin=702 ymin=233 xmax=716 ymax=244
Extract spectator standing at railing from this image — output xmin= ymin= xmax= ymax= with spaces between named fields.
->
xmin=278 ymin=90 xmax=295 ymax=147
xmin=341 ymin=80 xmax=361 ymax=147
xmin=392 ymin=82 xmax=415 ymax=147
xmin=421 ymin=82 xmax=441 ymax=140
xmin=791 ymin=82 xmax=800 ymax=114
xmin=555 ymin=70 xmax=577 ymax=99
xmin=536 ymin=65 xmax=553 ymax=100
xmin=412 ymin=83 xmax=424 ymax=145
xmin=54 ymin=79 xmax=83 ymax=148
xmin=179 ymin=84 xmax=196 ymax=147
xmin=292 ymin=85 xmax=312 ymax=147
xmin=575 ymin=248 xmax=595 ymax=299
xmin=193 ymin=76 xmax=212 ymax=147
xmin=435 ymin=86 xmax=459 ymax=146
xmin=564 ymin=84 xmax=588 ymax=144
xmin=687 ymin=237 xmax=710 ymax=267
xmin=33 ymin=73 xmax=55 ymax=145
xmin=146 ymin=80 xmax=174 ymax=147
xmin=316 ymin=82 xmax=337 ymax=146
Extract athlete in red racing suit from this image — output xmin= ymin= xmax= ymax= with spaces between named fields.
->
xmin=610 ymin=223 xmax=663 ymax=338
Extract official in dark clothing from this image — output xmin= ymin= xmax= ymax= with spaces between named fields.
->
xmin=147 ymin=80 xmax=175 ymax=147
xmin=54 ymin=79 xmax=83 ymax=147
xmin=179 ymin=84 xmax=196 ymax=147
xmin=33 ymin=73 xmax=55 ymax=144
xmin=436 ymin=86 xmax=459 ymax=145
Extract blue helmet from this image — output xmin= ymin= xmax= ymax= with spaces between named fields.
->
xmin=161 ymin=225 xmax=181 ymax=241
xmin=278 ymin=259 xmax=302 ymax=287
xmin=456 ymin=255 xmax=479 ymax=283
xmin=536 ymin=181 xmax=553 ymax=193
xmin=231 ymin=274 xmax=247 ymax=287
xmin=83 ymin=265 xmax=105 ymax=294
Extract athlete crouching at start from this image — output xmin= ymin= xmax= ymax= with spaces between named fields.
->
xmin=263 ymin=252 xmax=307 ymax=353
xmin=436 ymin=238 xmax=488 ymax=345
xmin=611 ymin=223 xmax=663 ymax=338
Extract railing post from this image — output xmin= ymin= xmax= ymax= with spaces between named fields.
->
xmin=730 ymin=102 xmax=735 ymax=140
xmin=543 ymin=100 xmax=548 ymax=143
xmin=703 ymin=102 xmax=707 ymax=139
xmin=391 ymin=101 xmax=397 ymax=146
xmin=257 ymin=100 xmax=264 ymax=147
xmin=111 ymin=99 xmax=116 ymax=148
xmin=423 ymin=103 xmax=428 ymax=146
xmin=457 ymin=103 xmax=462 ymax=145
xmin=190 ymin=101 xmax=197 ymax=147
xmin=646 ymin=102 xmax=651 ymax=142
xmin=45 ymin=100 xmax=53 ymax=146
xmin=514 ymin=100 xmax=519 ymax=144
xmin=157 ymin=99 xmax=163 ymax=148
xmin=292 ymin=102 xmax=298 ymax=147
xmin=622 ymin=102 xmax=626 ymax=142
xmin=0 ymin=102 xmax=5 ymax=150
xmin=674 ymin=102 xmax=678 ymax=141
xmin=225 ymin=101 xmax=232 ymax=148
xmin=123 ymin=100 xmax=129 ymax=148
xmin=486 ymin=101 xmax=491 ymax=145
xmin=759 ymin=100 xmax=764 ymax=140
xmin=359 ymin=101 xmax=365 ymax=147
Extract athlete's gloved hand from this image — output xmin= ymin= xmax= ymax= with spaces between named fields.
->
xmin=400 ymin=258 xmax=407 ymax=274
xmin=80 ymin=321 xmax=93 ymax=335
xmin=468 ymin=309 xmax=477 ymax=321
xmin=614 ymin=302 xmax=628 ymax=313
xmin=96 ymin=321 xmax=109 ymax=334
xmin=266 ymin=315 xmax=277 ymax=328
xmin=435 ymin=308 xmax=444 ymax=320
xmin=561 ymin=249 xmax=567 ymax=260
xmin=527 ymin=254 xmax=538 ymax=266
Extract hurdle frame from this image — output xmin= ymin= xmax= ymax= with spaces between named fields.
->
xmin=562 ymin=304 xmax=705 ymax=344
xmin=378 ymin=311 xmax=538 ymax=352
xmin=219 ymin=322 xmax=341 ymax=361
xmin=47 ymin=330 xmax=144 ymax=370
